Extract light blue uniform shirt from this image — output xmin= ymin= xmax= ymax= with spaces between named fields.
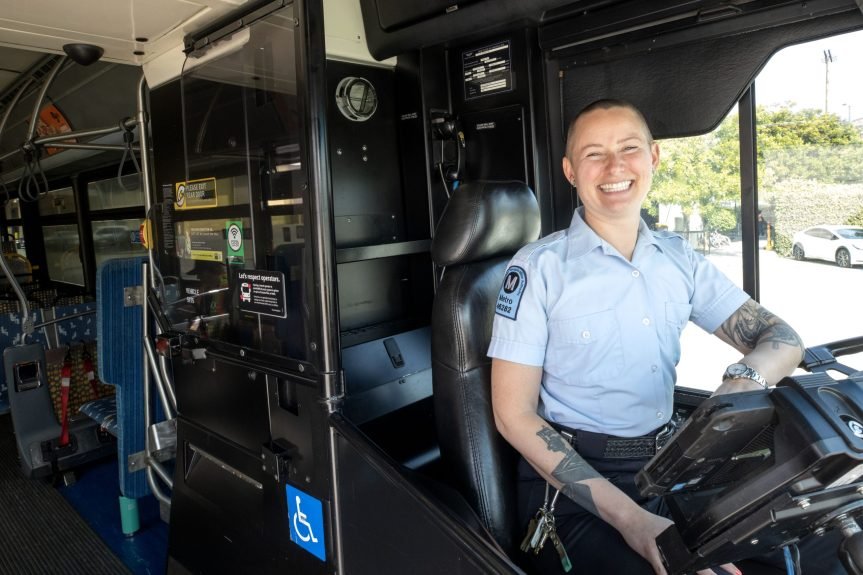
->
xmin=487 ymin=207 xmax=749 ymax=437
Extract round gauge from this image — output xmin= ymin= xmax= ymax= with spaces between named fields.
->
xmin=335 ymin=76 xmax=378 ymax=122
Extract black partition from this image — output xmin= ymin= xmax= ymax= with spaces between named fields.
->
xmin=329 ymin=59 xmax=435 ymax=425
xmin=333 ymin=413 xmax=523 ymax=574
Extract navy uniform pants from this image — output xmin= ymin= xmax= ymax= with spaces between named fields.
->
xmin=516 ymin=456 xmax=845 ymax=574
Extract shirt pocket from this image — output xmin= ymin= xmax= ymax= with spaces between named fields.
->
xmin=664 ymin=302 xmax=693 ymax=364
xmin=665 ymin=302 xmax=692 ymax=335
xmin=547 ymin=309 xmax=624 ymax=384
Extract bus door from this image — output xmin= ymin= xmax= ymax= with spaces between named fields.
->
xmin=149 ymin=4 xmax=332 ymax=573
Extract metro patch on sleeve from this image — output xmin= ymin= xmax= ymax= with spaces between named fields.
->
xmin=495 ymin=266 xmax=527 ymax=320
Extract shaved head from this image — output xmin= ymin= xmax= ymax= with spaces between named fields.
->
xmin=565 ymin=99 xmax=653 ymax=157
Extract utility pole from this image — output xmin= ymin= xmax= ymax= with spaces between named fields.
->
xmin=822 ymin=49 xmax=833 ymax=114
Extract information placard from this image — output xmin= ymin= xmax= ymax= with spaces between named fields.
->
xmin=462 ymin=40 xmax=513 ymax=100
xmin=235 ymin=269 xmax=287 ymax=318
xmin=174 ymin=177 xmax=218 ymax=210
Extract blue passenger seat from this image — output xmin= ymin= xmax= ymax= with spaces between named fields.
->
xmin=93 ymin=256 xmax=150 ymax=533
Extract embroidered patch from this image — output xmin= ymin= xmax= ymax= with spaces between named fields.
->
xmin=495 ymin=266 xmax=527 ymax=320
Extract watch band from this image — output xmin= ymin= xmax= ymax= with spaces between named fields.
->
xmin=723 ymin=363 xmax=768 ymax=389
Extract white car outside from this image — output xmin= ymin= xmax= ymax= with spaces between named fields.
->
xmin=791 ymin=225 xmax=863 ymax=268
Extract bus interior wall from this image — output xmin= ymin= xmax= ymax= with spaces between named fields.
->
xmin=335 ymin=28 xmax=554 ymax=480
xmin=328 ymin=58 xmax=437 ymax=464
xmin=326 ymin=8 xmax=614 ymax=482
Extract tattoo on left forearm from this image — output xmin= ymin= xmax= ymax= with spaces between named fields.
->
xmin=536 ymin=425 xmax=601 ymax=516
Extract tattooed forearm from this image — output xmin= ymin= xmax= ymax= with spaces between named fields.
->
xmin=537 ymin=426 xmax=569 ymax=453
xmin=553 ymin=452 xmax=601 ymax=516
xmin=537 ymin=425 xmax=602 ymax=516
xmin=720 ymin=300 xmax=803 ymax=352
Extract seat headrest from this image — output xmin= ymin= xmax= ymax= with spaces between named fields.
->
xmin=431 ymin=181 xmax=540 ymax=267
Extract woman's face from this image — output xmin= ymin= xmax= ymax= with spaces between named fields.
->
xmin=562 ymin=106 xmax=660 ymax=225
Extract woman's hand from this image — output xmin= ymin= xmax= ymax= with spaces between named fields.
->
xmin=614 ymin=506 xmax=675 ymax=574
xmin=614 ymin=506 xmax=742 ymax=575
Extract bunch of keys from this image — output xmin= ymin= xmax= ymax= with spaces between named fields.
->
xmin=519 ymin=482 xmax=572 ymax=572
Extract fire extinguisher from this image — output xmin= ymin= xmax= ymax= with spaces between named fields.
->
xmin=59 ymin=349 xmax=72 ymax=447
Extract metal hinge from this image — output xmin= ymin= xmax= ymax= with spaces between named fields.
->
xmin=123 ymin=285 xmax=144 ymax=307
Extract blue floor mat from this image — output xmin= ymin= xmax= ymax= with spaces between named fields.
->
xmin=59 ymin=457 xmax=169 ymax=575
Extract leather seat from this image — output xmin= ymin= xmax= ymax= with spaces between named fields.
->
xmin=430 ymin=180 xmax=541 ymax=555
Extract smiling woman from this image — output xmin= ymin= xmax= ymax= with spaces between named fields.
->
xmin=0 ymin=1 xmax=862 ymax=574
xmin=562 ymin=101 xmax=660 ymax=260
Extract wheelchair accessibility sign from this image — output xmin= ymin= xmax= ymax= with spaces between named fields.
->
xmin=286 ymin=485 xmax=326 ymax=561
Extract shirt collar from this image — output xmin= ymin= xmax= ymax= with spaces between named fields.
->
xmin=566 ymin=206 xmax=663 ymax=260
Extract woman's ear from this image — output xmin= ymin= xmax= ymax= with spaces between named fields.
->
xmin=562 ymin=155 xmax=575 ymax=186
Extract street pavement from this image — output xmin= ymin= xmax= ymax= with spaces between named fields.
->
xmin=675 ymin=242 xmax=863 ymax=391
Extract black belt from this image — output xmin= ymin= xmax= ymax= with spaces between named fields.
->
xmin=551 ymin=422 xmax=675 ymax=460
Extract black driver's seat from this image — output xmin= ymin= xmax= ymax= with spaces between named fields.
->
xmin=430 ymin=180 xmax=541 ymax=555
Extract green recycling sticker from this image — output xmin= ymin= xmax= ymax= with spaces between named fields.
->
xmin=226 ymin=221 xmax=244 ymax=260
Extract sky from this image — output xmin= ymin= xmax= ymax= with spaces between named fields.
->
xmin=754 ymin=28 xmax=863 ymax=122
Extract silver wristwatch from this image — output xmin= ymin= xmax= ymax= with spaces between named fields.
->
xmin=722 ymin=363 xmax=768 ymax=389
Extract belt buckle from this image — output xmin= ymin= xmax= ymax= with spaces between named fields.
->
xmin=654 ymin=423 xmax=674 ymax=452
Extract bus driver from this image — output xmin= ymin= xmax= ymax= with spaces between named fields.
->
xmin=488 ymin=99 xmax=836 ymax=574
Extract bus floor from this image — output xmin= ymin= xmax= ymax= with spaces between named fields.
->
xmin=58 ymin=458 xmax=169 ymax=575
xmin=0 ymin=413 xmax=168 ymax=575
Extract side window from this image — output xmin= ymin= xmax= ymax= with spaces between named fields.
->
xmin=88 ymin=175 xmax=147 ymax=268
xmin=756 ymin=30 xmax=862 ymax=367
xmin=39 ymin=187 xmax=84 ymax=286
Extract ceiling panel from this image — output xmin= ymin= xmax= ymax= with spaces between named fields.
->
xmin=0 ymin=45 xmax=45 ymax=98
xmin=0 ymin=0 xmax=246 ymax=65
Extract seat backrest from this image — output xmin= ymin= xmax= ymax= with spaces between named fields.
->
xmin=97 ymin=256 xmax=149 ymax=498
xmin=430 ymin=180 xmax=540 ymax=554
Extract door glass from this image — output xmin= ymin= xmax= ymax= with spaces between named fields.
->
xmin=158 ymin=3 xmax=310 ymax=361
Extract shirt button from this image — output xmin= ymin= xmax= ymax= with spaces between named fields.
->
xmin=632 ymin=270 xmax=640 ymax=278
xmin=656 ymin=411 xmax=663 ymax=418
xmin=642 ymin=317 xmax=650 ymax=326
xmin=651 ymin=365 xmax=658 ymax=373
xmin=581 ymin=330 xmax=591 ymax=339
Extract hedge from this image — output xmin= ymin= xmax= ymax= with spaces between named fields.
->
xmin=763 ymin=180 xmax=863 ymax=256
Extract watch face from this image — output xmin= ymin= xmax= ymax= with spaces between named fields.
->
xmin=727 ymin=363 xmax=748 ymax=377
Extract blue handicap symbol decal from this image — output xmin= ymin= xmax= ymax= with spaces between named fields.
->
xmin=286 ymin=485 xmax=326 ymax=561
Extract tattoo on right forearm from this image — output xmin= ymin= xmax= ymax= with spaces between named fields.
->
xmin=537 ymin=425 xmax=601 ymax=516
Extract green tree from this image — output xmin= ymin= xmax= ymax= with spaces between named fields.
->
xmin=650 ymin=106 xmax=863 ymax=231
xmin=649 ymin=118 xmax=738 ymax=231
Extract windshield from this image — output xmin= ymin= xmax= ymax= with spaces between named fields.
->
xmin=837 ymin=228 xmax=863 ymax=240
